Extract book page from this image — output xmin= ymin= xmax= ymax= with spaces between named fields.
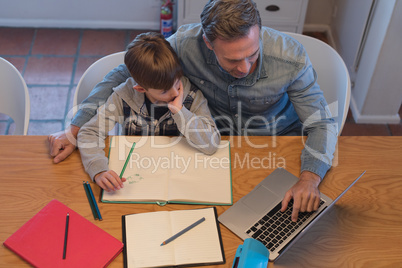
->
xmin=124 ymin=211 xmax=175 ymax=267
xmin=170 ymin=208 xmax=224 ymax=265
xmin=167 ymin=140 xmax=232 ymax=204
xmin=124 ymin=208 xmax=223 ymax=267
xmin=104 ymin=136 xmax=173 ymax=202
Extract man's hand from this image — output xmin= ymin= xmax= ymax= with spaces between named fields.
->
xmin=94 ymin=170 xmax=126 ymax=192
xmin=281 ymin=171 xmax=321 ymax=222
xmin=48 ymin=125 xmax=80 ymax=164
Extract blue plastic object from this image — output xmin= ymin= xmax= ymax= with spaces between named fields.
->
xmin=232 ymin=238 xmax=269 ymax=268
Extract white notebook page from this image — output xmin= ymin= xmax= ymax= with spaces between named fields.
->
xmin=124 ymin=208 xmax=223 ymax=267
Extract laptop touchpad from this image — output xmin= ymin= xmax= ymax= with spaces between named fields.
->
xmin=242 ymin=185 xmax=281 ymax=214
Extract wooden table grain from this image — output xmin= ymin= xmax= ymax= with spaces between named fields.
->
xmin=1 ymin=136 xmax=401 ymax=267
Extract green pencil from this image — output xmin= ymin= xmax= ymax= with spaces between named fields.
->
xmin=119 ymin=142 xmax=136 ymax=178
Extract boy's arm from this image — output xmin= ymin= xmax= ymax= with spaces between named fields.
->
xmin=77 ymin=92 xmax=125 ymax=181
xmin=171 ymin=81 xmax=221 ymax=155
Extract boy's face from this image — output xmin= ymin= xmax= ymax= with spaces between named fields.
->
xmin=134 ymin=79 xmax=181 ymax=105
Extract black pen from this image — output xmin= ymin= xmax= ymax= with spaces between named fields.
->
xmin=63 ymin=213 xmax=69 ymax=259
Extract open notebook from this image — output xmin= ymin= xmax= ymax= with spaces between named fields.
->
xmin=122 ymin=207 xmax=225 ymax=267
xmin=102 ymin=136 xmax=232 ymax=205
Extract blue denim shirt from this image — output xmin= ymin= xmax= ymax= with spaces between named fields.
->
xmin=72 ymin=24 xmax=337 ymax=179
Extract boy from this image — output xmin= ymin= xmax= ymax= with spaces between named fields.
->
xmin=77 ymin=32 xmax=220 ymax=192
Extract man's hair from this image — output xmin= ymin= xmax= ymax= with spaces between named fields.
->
xmin=201 ymin=0 xmax=261 ymax=43
xmin=125 ymin=32 xmax=183 ymax=90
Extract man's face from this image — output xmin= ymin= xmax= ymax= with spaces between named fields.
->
xmin=204 ymin=25 xmax=260 ymax=79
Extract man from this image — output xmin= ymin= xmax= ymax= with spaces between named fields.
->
xmin=49 ymin=0 xmax=337 ymax=221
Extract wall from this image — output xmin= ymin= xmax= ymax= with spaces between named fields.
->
xmin=331 ymin=0 xmax=374 ymax=78
xmin=349 ymin=0 xmax=402 ymax=123
xmin=0 ymin=0 xmax=162 ymax=29
xmin=306 ymin=0 xmax=401 ymax=124
xmin=1 ymin=0 xmax=332 ymax=30
xmin=304 ymin=0 xmax=334 ymax=25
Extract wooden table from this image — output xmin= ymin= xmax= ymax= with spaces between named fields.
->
xmin=1 ymin=136 xmax=402 ymax=267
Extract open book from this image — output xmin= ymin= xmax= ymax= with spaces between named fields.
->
xmin=122 ymin=207 xmax=225 ymax=267
xmin=102 ymin=136 xmax=232 ymax=205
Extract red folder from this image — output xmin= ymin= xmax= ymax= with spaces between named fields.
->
xmin=4 ymin=199 xmax=123 ymax=267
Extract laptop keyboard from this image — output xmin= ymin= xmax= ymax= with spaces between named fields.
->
xmin=245 ymin=199 xmax=324 ymax=252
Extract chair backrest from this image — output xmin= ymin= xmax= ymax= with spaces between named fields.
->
xmin=284 ymin=32 xmax=351 ymax=135
xmin=73 ymin=51 xmax=126 ymax=109
xmin=0 ymin=57 xmax=30 ymax=135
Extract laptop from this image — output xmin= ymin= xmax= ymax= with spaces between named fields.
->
xmin=218 ymin=168 xmax=366 ymax=262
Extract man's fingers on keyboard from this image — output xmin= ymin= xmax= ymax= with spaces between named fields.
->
xmin=300 ymin=196 xmax=310 ymax=212
xmin=291 ymin=198 xmax=301 ymax=221
xmin=281 ymin=200 xmax=288 ymax=212
xmin=281 ymin=193 xmax=292 ymax=212
xmin=291 ymin=207 xmax=300 ymax=222
xmin=314 ymin=197 xmax=320 ymax=210
xmin=306 ymin=198 xmax=315 ymax=212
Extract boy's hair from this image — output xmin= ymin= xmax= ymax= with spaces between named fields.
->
xmin=201 ymin=0 xmax=261 ymax=43
xmin=125 ymin=32 xmax=183 ymax=91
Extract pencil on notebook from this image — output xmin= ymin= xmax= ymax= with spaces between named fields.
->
xmin=83 ymin=181 xmax=98 ymax=220
xmin=119 ymin=142 xmax=136 ymax=179
xmin=86 ymin=181 xmax=102 ymax=221
xmin=160 ymin=217 xmax=205 ymax=246
xmin=62 ymin=213 xmax=69 ymax=259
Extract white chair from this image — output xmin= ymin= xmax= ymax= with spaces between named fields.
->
xmin=73 ymin=52 xmax=125 ymax=135
xmin=73 ymin=51 xmax=125 ymax=109
xmin=0 ymin=57 xmax=30 ymax=135
xmin=285 ymin=32 xmax=351 ymax=135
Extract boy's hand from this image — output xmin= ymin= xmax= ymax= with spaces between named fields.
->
xmin=168 ymin=80 xmax=184 ymax=114
xmin=94 ymin=170 xmax=126 ymax=192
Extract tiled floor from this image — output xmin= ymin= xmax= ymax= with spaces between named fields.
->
xmin=0 ymin=27 xmax=152 ymax=135
xmin=0 ymin=27 xmax=401 ymax=135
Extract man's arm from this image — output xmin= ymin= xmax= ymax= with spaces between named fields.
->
xmin=48 ymin=125 xmax=80 ymax=164
xmin=71 ymin=64 xmax=131 ymax=128
xmin=283 ymin=57 xmax=338 ymax=221
xmin=48 ymin=64 xmax=131 ymax=163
